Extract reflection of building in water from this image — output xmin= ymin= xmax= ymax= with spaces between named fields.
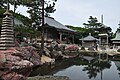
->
xmin=114 ymin=61 xmax=120 ymax=68
xmin=82 ymin=56 xmax=95 ymax=63
xmin=113 ymin=61 xmax=120 ymax=77
xmin=82 ymin=57 xmax=111 ymax=80
xmin=79 ymin=33 xmax=98 ymax=48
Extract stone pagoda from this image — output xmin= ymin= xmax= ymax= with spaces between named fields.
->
xmin=0 ymin=10 xmax=15 ymax=50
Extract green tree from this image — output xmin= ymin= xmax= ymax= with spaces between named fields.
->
xmin=83 ymin=16 xmax=102 ymax=28
xmin=66 ymin=25 xmax=97 ymax=38
xmin=15 ymin=25 xmax=41 ymax=40
xmin=26 ymin=0 xmax=57 ymax=28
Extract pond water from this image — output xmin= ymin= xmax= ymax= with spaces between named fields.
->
xmin=31 ymin=57 xmax=120 ymax=80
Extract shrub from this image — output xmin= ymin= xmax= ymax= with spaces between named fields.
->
xmin=117 ymin=49 xmax=120 ymax=52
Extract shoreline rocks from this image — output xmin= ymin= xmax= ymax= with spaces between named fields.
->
xmin=0 ymin=46 xmax=41 ymax=80
xmin=27 ymin=75 xmax=70 ymax=80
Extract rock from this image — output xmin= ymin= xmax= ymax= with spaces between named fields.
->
xmin=0 ymin=46 xmax=41 ymax=79
xmin=58 ymin=44 xmax=66 ymax=51
xmin=1 ymin=71 xmax=26 ymax=80
xmin=46 ymin=41 xmax=59 ymax=51
xmin=0 ymin=53 xmax=6 ymax=62
xmin=50 ymin=51 xmax=63 ymax=60
xmin=11 ymin=60 xmax=33 ymax=69
xmin=44 ymin=47 xmax=51 ymax=57
xmin=41 ymin=55 xmax=55 ymax=64
xmin=27 ymin=76 xmax=70 ymax=80
xmin=65 ymin=45 xmax=79 ymax=51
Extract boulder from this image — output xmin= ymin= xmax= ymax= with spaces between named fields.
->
xmin=27 ymin=76 xmax=70 ymax=80
xmin=0 ymin=46 xmax=41 ymax=80
xmin=41 ymin=55 xmax=55 ymax=64
xmin=65 ymin=45 xmax=79 ymax=51
xmin=50 ymin=51 xmax=63 ymax=60
xmin=1 ymin=71 xmax=27 ymax=80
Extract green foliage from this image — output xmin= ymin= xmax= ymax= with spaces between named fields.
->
xmin=0 ymin=7 xmax=31 ymax=27
xmin=1 ymin=0 xmax=33 ymax=5
xmin=95 ymin=26 xmax=112 ymax=34
xmin=66 ymin=25 xmax=97 ymax=38
xmin=81 ymin=46 xmax=85 ymax=50
xmin=14 ymin=13 xmax=31 ymax=26
xmin=15 ymin=25 xmax=41 ymax=39
xmin=27 ymin=0 xmax=57 ymax=26
xmin=83 ymin=16 xmax=112 ymax=38
xmin=0 ymin=7 xmax=37 ymax=38
xmin=83 ymin=16 xmax=102 ymax=28
xmin=1 ymin=0 xmax=57 ymax=29
xmin=117 ymin=49 xmax=120 ymax=52
xmin=0 ymin=7 xmax=6 ymax=26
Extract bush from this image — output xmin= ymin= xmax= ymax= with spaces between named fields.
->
xmin=81 ymin=46 xmax=85 ymax=50
xmin=117 ymin=49 xmax=120 ymax=52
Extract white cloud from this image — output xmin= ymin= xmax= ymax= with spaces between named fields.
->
xmin=10 ymin=5 xmax=29 ymax=17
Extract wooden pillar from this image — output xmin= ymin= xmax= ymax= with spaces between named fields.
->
xmin=45 ymin=29 xmax=47 ymax=41
xmin=106 ymin=34 xmax=109 ymax=48
xmin=72 ymin=35 xmax=74 ymax=44
xmin=113 ymin=44 xmax=115 ymax=49
xmin=99 ymin=37 xmax=101 ymax=47
xmin=59 ymin=33 xmax=62 ymax=42
xmin=99 ymin=53 xmax=101 ymax=59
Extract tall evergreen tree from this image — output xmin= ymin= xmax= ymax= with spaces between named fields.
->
xmin=83 ymin=16 xmax=102 ymax=28
xmin=27 ymin=0 xmax=57 ymax=28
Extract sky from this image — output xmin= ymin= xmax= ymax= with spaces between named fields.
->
xmin=10 ymin=0 xmax=120 ymax=33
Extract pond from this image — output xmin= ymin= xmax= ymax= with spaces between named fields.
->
xmin=30 ymin=57 xmax=120 ymax=80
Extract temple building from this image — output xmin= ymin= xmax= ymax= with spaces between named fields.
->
xmin=111 ymin=23 xmax=120 ymax=48
xmin=36 ymin=17 xmax=76 ymax=44
xmin=98 ymin=33 xmax=109 ymax=47
xmin=79 ymin=33 xmax=98 ymax=48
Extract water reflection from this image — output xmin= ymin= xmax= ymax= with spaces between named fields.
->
xmin=30 ymin=57 xmax=120 ymax=80
xmin=114 ymin=61 xmax=120 ymax=78
xmin=82 ymin=57 xmax=111 ymax=80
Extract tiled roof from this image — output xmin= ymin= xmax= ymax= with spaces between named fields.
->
xmin=111 ymin=31 xmax=120 ymax=41
xmin=79 ymin=33 xmax=98 ymax=41
xmin=45 ymin=17 xmax=76 ymax=32
xmin=14 ymin=18 xmax=24 ymax=26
